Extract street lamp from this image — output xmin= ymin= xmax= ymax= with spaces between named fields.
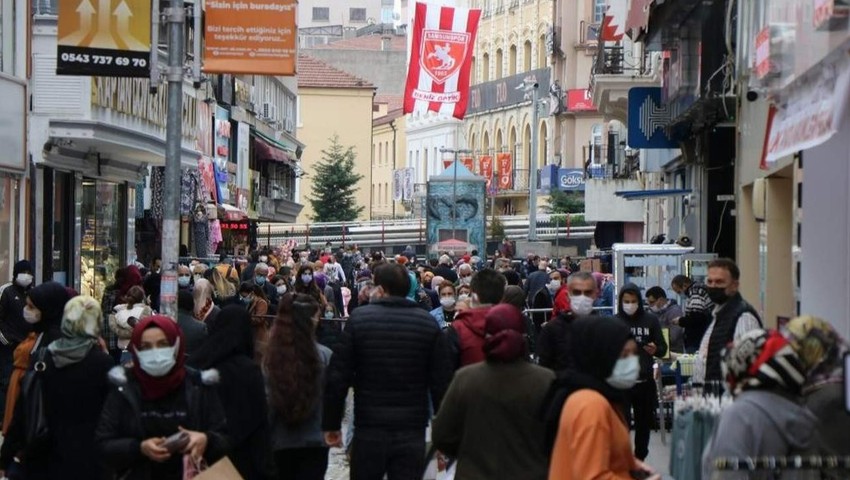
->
xmin=517 ymin=79 xmax=540 ymax=241
xmin=439 ymin=147 xmax=474 ymax=241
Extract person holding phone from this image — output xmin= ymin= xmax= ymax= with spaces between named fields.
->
xmin=96 ymin=316 xmax=229 ymax=480
xmin=616 ymin=284 xmax=667 ymax=462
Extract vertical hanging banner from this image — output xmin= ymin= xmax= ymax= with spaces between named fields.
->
xmin=479 ymin=155 xmax=493 ymax=191
xmin=461 ymin=157 xmax=475 ymax=172
xmin=403 ymin=168 xmax=415 ymax=201
xmin=404 ymin=2 xmax=481 ymax=120
xmin=393 ymin=170 xmax=404 ymax=201
xmin=497 ymin=153 xmax=513 ymax=190
xmin=57 ymin=0 xmax=152 ymax=76
xmin=204 ymin=0 xmax=297 ymax=75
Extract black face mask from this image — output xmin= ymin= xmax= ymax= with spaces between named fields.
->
xmin=707 ymin=287 xmax=729 ymax=305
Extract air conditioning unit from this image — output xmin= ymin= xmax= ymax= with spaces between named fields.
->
xmin=262 ymin=102 xmax=272 ymax=119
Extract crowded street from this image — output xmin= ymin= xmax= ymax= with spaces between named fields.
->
xmin=1 ymin=0 xmax=849 ymax=479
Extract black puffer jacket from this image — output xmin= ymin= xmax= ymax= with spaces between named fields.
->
xmin=95 ymin=367 xmax=229 ymax=480
xmin=323 ymin=296 xmax=452 ymax=431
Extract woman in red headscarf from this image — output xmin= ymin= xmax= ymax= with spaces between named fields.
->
xmin=95 ymin=316 xmax=229 ymax=480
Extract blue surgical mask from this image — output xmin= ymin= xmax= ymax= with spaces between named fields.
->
xmin=301 ymin=273 xmax=313 ymax=284
xmin=255 ymin=275 xmax=267 ymax=285
xmin=606 ymin=355 xmax=640 ymax=390
xmin=241 ymin=295 xmax=252 ymax=305
xmin=135 ymin=340 xmax=180 ymax=377
xmin=178 ymin=275 xmax=191 ymax=287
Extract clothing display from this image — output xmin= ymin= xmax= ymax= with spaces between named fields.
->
xmin=670 ymin=408 xmax=719 ymax=480
xmin=193 ymin=220 xmax=209 ymax=258
xmin=150 ymin=167 xmax=165 ymax=219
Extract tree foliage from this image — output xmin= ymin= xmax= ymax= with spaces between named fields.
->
xmin=546 ymin=190 xmax=585 ymax=214
xmin=308 ymin=135 xmax=365 ymax=222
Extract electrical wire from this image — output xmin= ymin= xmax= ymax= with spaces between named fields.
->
xmin=712 ymin=200 xmax=730 ymax=252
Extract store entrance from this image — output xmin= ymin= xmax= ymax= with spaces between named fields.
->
xmin=80 ymin=179 xmax=126 ymax=302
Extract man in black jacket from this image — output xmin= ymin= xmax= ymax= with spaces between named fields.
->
xmin=323 ymin=262 xmax=452 ymax=480
xmin=0 ymin=260 xmax=34 ymax=416
xmin=537 ymin=271 xmax=598 ymax=371
xmin=670 ymin=274 xmax=714 ymax=352
xmin=617 ymin=283 xmax=667 ymax=461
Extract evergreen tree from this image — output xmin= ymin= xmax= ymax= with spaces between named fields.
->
xmin=309 ymin=135 xmax=365 ymax=222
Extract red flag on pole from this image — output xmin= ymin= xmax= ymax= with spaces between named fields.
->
xmin=403 ymin=2 xmax=481 ymax=120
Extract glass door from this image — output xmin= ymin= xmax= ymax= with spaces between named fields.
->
xmin=80 ymin=180 xmax=126 ymax=302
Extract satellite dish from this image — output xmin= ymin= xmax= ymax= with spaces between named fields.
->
xmin=367 ymin=17 xmax=377 ymax=25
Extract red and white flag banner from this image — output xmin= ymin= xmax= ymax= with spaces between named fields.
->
xmin=404 ymin=2 xmax=481 ymax=120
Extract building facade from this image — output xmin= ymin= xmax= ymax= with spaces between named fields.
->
xmin=306 ymin=32 xmax=408 ymax=95
xmin=371 ymin=96 xmax=407 ymax=219
xmin=299 ymin=0 xmax=396 ymax=47
xmin=297 ymin=55 xmax=376 ymax=222
xmin=0 ymin=0 xmax=30 ymax=283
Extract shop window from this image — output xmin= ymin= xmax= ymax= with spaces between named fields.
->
xmin=0 ymin=173 xmax=17 ymax=282
xmin=80 ymin=180 xmax=126 ymax=302
xmin=0 ymin=0 xmax=15 ymax=75
xmin=313 ymin=7 xmax=330 ymax=21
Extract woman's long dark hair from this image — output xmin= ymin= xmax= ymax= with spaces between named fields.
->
xmin=264 ymin=293 xmax=322 ymax=425
xmin=294 ymin=265 xmax=322 ymax=304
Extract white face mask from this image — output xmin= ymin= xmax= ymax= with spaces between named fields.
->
xmin=440 ymin=297 xmax=456 ymax=308
xmin=606 ymin=355 xmax=641 ymax=390
xmin=135 ymin=339 xmax=180 ymax=378
xmin=23 ymin=306 xmax=41 ymax=324
xmin=457 ymin=293 xmax=470 ymax=302
xmin=459 ymin=276 xmax=472 ymax=285
xmin=622 ymin=302 xmax=639 ymax=316
xmin=548 ymin=279 xmax=561 ymax=293
xmin=276 ymin=285 xmax=287 ymax=295
xmin=301 ymin=274 xmax=313 ymax=284
xmin=259 ymin=256 xmax=268 ymax=263
xmin=16 ymin=273 xmax=33 ymax=288
xmin=569 ymin=295 xmax=595 ymax=316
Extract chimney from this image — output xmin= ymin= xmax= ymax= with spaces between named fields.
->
xmin=381 ymin=35 xmax=391 ymax=51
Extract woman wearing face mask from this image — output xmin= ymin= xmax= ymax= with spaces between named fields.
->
xmin=109 ymin=286 xmax=153 ymax=365
xmin=188 ymin=306 xmax=275 ymax=480
xmin=272 ymin=275 xmax=290 ymax=300
xmin=547 ymin=316 xmax=661 ymax=480
xmin=294 ymin=266 xmax=327 ymax=309
xmin=0 ymin=295 xmax=114 ymax=479
xmin=239 ymin=283 xmax=271 ymax=363
xmin=430 ymin=282 xmax=458 ymax=329
xmin=265 ymin=294 xmax=333 ymax=480
xmin=616 ymin=284 xmax=667 ymax=461
xmin=702 ymin=329 xmax=816 ymax=480
xmin=433 ymin=304 xmax=555 ymax=480
xmin=1 ymin=282 xmax=70 ymax=441
xmin=96 ymin=316 xmax=229 ymax=480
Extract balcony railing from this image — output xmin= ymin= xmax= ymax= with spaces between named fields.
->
xmin=33 ymin=0 xmax=57 ymax=15
xmin=583 ymin=144 xmax=640 ymax=180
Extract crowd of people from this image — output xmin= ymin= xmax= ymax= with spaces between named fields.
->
xmin=0 ymin=247 xmax=845 ymax=480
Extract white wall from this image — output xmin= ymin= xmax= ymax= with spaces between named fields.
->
xmin=584 ymin=178 xmax=645 ymax=222
xmin=800 ymin=117 xmax=850 ymax=339
xmin=406 ymin=112 xmax=461 ymax=183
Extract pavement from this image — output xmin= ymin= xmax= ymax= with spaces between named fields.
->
xmin=324 ymin=429 xmax=674 ymax=479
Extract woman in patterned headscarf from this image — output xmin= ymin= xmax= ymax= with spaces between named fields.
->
xmin=0 ymin=296 xmax=114 ymax=479
xmin=702 ymin=329 xmax=817 ymax=480
xmin=785 ymin=316 xmax=850 ymax=457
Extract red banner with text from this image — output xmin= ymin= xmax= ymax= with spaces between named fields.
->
xmin=497 ymin=153 xmax=513 ymax=190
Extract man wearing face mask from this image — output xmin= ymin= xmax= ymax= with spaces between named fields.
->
xmin=456 ymin=263 xmax=474 ymax=287
xmin=616 ymin=283 xmax=667 ymax=461
xmin=0 ymin=260 xmax=35 ymax=419
xmin=699 ymin=259 xmax=761 ymax=384
xmin=537 ymin=272 xmax=597 ymax=372
xmin=253 ymin=263 xmax=278 ymax=310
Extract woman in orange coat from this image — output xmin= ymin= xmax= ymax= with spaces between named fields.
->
xmin=548 ymin=316 xmax=661 ymax=480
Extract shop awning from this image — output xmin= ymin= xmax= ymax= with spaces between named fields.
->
xmin=614 ymin=188 xmax=692 ymax=200
xmin=218 ymin=203 xmax=247 ymax=221
xmin=253 ymin=135 xmax=293 ymax=165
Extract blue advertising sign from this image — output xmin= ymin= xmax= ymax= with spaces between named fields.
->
xmin=628 ymin=87 xmax=678 ymax=148
xmin=558 ymin=168 xmax=585 ymax=191
xmin=539 ymin=165 xmax=558 ymax=194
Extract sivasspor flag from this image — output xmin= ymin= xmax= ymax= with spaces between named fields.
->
xmin=404 ymin=2 xmax=481 ymax=120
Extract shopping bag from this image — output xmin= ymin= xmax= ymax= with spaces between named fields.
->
xmin=194 ymin=457 xmax=244 ymax=480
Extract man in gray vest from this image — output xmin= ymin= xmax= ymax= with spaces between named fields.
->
xmin=701 ymin=258 xmax=761 ymax=383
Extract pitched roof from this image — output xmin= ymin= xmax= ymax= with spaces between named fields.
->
xmin=311 ymin=34 xmax=408 ymax=52
xmin=375 ymin=94 xmax=405 ymax=113
xmin=297 ymin=55 xmax=375 ymax=89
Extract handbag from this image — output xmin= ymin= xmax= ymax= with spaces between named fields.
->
xmin=20 ymin=347 xmax=49 ymax=445
xmin=190 ymin=456 xmax=244 ymax=480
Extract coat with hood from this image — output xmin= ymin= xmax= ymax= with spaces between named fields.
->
xmin=649 ymin=299 xmax=684 ymax=353
xmin=0 ymin=260 xmax=35 ymax=346
xmin=449 ymin=307 xmax=490 ymax=368
xmin=701 ymin=390 xmax=817 ymax=480
xmin=616 ymin=284 xmax=667 ymax=381
xmin=187 ymin=305 xmax=275 ymax=480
